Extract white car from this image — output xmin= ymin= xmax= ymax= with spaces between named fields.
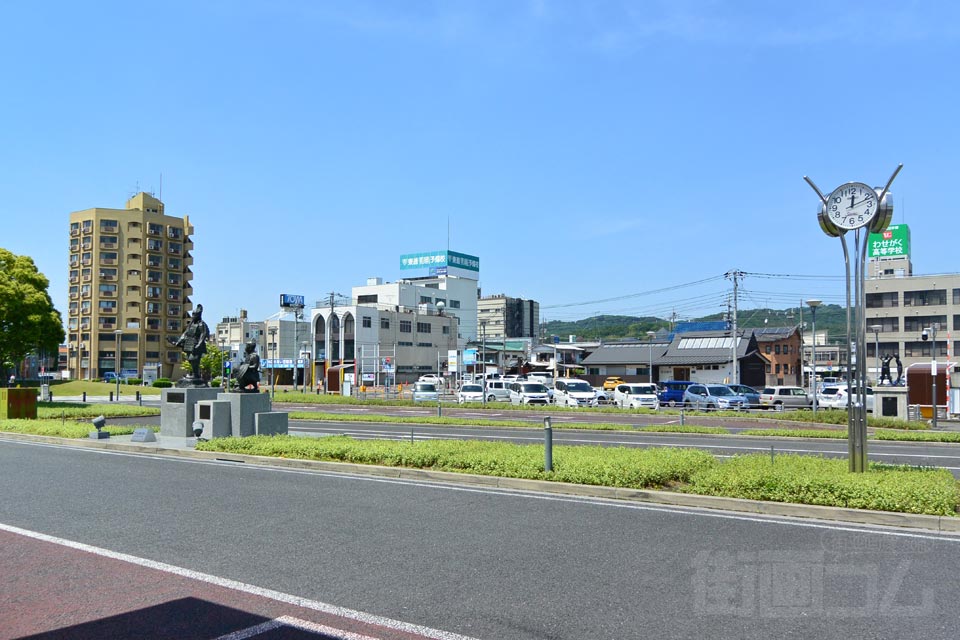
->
xmin=457 ymin=383 xmax=485 ymax=404
xmin=818 ymin=385 xmax=875 ymax=413
xmin=612 ymin=383 xmax=660 ymax=410
xmin=508 ymin=382 xmax=551 ymax=405
xmin=553 ymin=378 xmax=599 ymax=407
xmin=484 ymin=380 xmax=511 ymax=402
xmin=418 ymin=374 xmax=445 ymax=386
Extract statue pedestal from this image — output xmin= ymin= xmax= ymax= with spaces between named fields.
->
xmin=161 ymin=388 xmax=221 ymax=437
xmin=217 ymin=392 xmax=272 ymax=437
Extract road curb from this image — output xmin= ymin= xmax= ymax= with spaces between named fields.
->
xmin=2 ymin=432 xmax=957 ymax=534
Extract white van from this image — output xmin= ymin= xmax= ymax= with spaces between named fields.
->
xmin=552 ymin=378 xmax=598 ymax=407
xmin=484 ymin=380 xmax=511 ymax=402
xmin=508 ymin=381 xmax=551 ymax=405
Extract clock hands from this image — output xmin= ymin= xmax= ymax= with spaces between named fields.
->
xmin=845 ymin=196 xmax=875 ymax=210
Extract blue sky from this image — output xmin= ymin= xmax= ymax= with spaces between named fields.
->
xmin=2 ymin=1 xmax=957 ymax=328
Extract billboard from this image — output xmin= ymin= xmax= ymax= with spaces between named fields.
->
xmin=400 ymin=250 xmax=479 ymax=272
xmin=280 ymin=294 xmax=305 ymax=308
xmin=868 ymin=224 xmax=910 ymax=259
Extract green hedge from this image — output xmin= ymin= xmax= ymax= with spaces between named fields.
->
xmin=0 ymin=418 xmax=155 ymax=439
xmin=196 ymin=435 xmax=716 ymax=488
xmin=152 ymin=378 xmax=173 ymax=388
xmin=685 ymin=454 xmax=959 ymax=515
xmin=38 ymin=403 xmax=160 ymax=419
xmin=739 ymin=428 xmax=847 ymax=439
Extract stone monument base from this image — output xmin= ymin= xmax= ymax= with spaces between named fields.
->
xmin=161 ymin=387 xmax=221 ymax=437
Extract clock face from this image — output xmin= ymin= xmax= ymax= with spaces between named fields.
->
xmin=826 ymin=182 xmax=877 ymax=230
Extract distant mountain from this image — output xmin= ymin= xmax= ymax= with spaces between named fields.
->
xmin=543 ymin=305 xmax=848 ymax=342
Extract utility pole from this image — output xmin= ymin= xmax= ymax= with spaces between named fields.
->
xmin=726 ymin=270 xmax=743 ymax=384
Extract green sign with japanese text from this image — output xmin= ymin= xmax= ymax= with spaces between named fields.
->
xmin=868 ymin=224 xmax=910 ymax=259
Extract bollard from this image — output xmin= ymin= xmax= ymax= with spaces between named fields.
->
xmin=680 ymin=408 xmax=685 ymax=426
xmin=82 ymin=391 xmax=87 ymax=403
xmin=109 ymin=391 xmax=113 ymax=402
xmin=770 ymin=445 xmax=775 ymax=465
xmin=544 ymin=416 xmax=553 ymax=472
xmin=136 ymin=391 xmax=141 ymax=401
xmin=437 ymin=395 xmax=442 ymax=417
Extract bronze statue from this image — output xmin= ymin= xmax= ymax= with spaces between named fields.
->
xmin=170 ymin=304 xmax=210 ymax=385
xmin=234 ymin=340 xmax=261 ymax=393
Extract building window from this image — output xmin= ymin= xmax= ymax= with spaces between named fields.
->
xmin=417 ymin=322 xmax=431 ymax=333
xmin=904 ymin=289 xmax=946 ymax=307
xmin=148 ymin=239 xmax=163 ymax=252
xmin=442 ymin=325 xmax=449 ymax=335
xmin=380 ymin=318 xmax=390 ymax=329
xmin=450 ymin=300 xmax=461 ymax=309
xmin=362 ymin=316 xmax=372 ymax=328
xmin=765 ymin=345 xmax=771 ymax=354
xmin=358 ymin=294 xmax=378 ymax=304
xmin=954 ymin=289 xmax=960 ymax=305
xmin=400 ymin=320 xmax=412 ymax=333
xmin=866 ymin=292 xmax=899 ymax=308
xmin=765 ymin=364 xmax=771 ymax=373
xmin=775 ymin=364 xmax=780 ymax=374
xmin=774 ymin=345 xmax=781 ymax=355
xmin=420 ymin=296 xmax=432 ymax=305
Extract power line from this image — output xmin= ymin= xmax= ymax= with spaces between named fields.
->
xmin=541 ymin=275 xmax=726 ymax=309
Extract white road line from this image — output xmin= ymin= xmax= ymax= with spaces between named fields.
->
xmin=0 ymin=522 xmax=480 ymax=640
xmin=216 ymin=615 xmax=380 ymax=640
xmin=6 ymin=439 xmax=960 ymax=539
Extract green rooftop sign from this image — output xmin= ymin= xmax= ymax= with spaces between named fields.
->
xmin=868 ymin=224 xmax=910 ymax=259
xmin=400 ymin=250 xmax=479 ymax=272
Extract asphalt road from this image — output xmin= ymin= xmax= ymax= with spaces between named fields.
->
xmin=2 ymin=438 xmax=960 ymax=639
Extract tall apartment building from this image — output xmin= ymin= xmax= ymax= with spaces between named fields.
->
xmin=477 ymin=294 xmax=540 ymax=341
xmin=66 ymin=193 xmax=194 ymax=380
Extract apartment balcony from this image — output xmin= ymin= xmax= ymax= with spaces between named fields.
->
xmin=70 ymin=228 xmax=80 ymax=236
xmin=100 ymin=258 xmax=117 ymax=265
xmin=147 ymin=227 xmax=162 ymax=236
xmin=99 ymin=224 xmax=119 ymax=233
xmin=100 ymin=291 xmax=116 ymax=298
xmin=69 ymin=276 xmax=78 ymax=284
xmin=82 ymin=274 xmax=92 ymax=282
xmin=81 ymin=259 xmax=92 ymax=266
xmin=81 ymin=224 xmax=93 ymax=234
xmin=99 ymin=242 xmax=118 ymax=250
xmin=168 ymin=294 xmax=181 ymax=302
xmin=146 ymin=277 xmax=161 ymax=284
xmin=69 ymin=292 xmax=79 ymax=299
xmin=167 ymin=228 xmax=182 ymax=239
xmin=167 ymin=246 xmax=180 ymax=256
xmin=99 ymin=273 xmax=115 ymax=281
xmin=81 ymin=242 xmax=93 ymax=251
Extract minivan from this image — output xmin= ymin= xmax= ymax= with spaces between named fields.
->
xmin=657 ymin=380 xmax=694 ymax=407
xmin=509 ymin=382 xmax=551 ymax=405
xmin=484 ymin=380 xmax=511 ymax=402
xmin=553 ymin=378 xmax=598 ymax=407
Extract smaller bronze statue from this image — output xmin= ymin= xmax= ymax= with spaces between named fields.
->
xmin=895 ymin=353 xmax=903 ymax=385
xmin=233 ymin=340 xmax=261 ymax=393
xmin=879 ymin=353 xmax=893 ymax=386
xmin=169 ymin=304 xmax=210 ymax=386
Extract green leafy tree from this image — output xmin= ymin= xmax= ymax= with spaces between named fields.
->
xmin=200 ymin=343 xmax=226 ymax=381
xmin=0 ymin=249 xmax=65 ymax=378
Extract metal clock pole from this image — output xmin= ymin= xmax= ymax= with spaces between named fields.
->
xmin=804 ymin=164 xmax=902 ymax=472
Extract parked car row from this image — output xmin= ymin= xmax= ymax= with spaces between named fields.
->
xmin=430 ymin=374 xmax=839 ymax=413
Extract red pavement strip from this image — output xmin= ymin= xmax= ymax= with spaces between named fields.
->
xmin=0 ymin=524 xmax=478 ymax=640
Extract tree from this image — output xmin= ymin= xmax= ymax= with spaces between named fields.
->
xmin=200 ymin=343 xmax=226 ymax=381
xmin=0 ymin=249 xmax=65 ymax=379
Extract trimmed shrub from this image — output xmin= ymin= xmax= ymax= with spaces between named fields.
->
xmin=152 ymin=378 xmax=173 ymax=388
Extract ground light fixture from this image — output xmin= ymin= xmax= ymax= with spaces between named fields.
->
xmin=90 ymin=415 xmax=108 ymax=439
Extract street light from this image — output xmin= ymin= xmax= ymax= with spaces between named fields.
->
xmin=114 ymin=329 xmax=123 ymax=400
xmin=220 ymin=337 xmax=227 ymax=390
xmin=922 ymin=324 xmax=939 ymax=430
xmin=806 ymin=299 xmax=821 ymax=415
xmin=269 ymin=326 xmax=278 ymax=396
xmin=480 ymin=320 xmax=487 ymax=407
xmin=302 ymin=340 xmax=309 ymax=394
xmin=870 ymin=325 xmax=882 ymax=386
xmin=646 ymin=330 xmax=656 ymax=384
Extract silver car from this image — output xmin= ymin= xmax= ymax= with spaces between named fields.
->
xmin=759 ymin=386 xmax=812 ymax=410
xmin=682 ymin=384 xmax=747 ymax=410
xmin=412 ymin=382 xmax=439 ymax=403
